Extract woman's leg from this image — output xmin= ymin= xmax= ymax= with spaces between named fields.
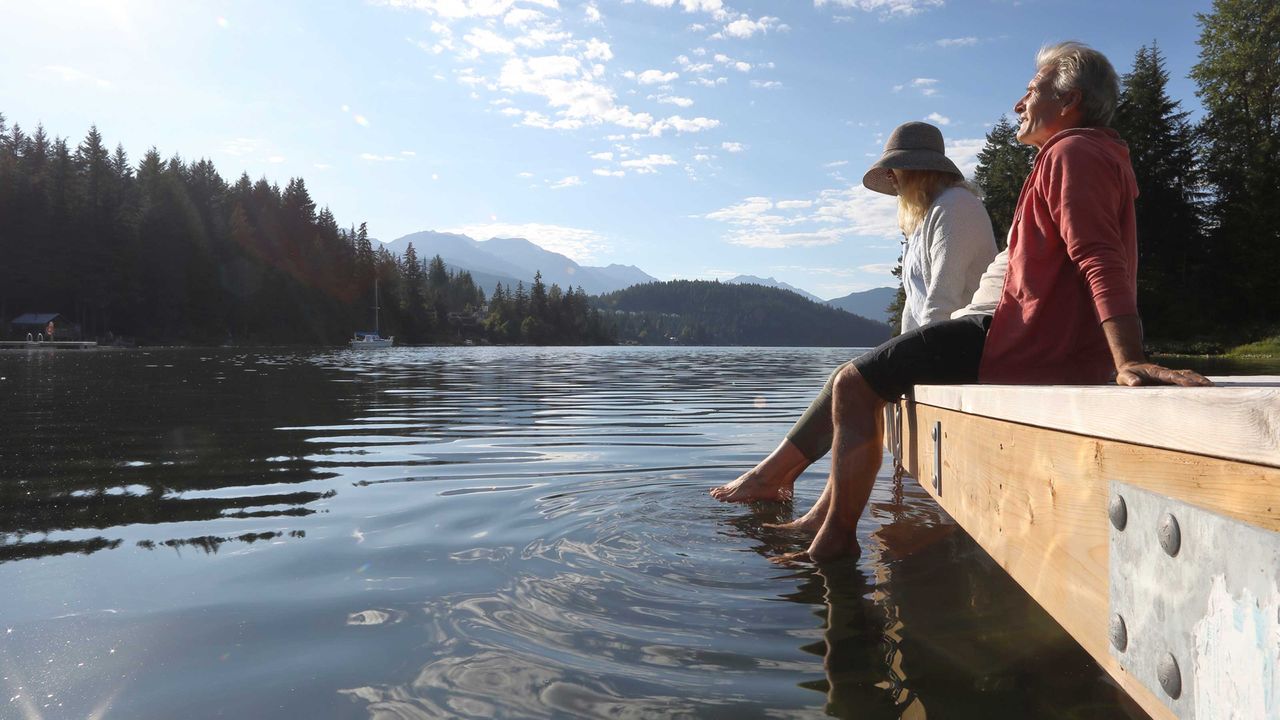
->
xmin=710 ymin=361 xmax=849 ymax=503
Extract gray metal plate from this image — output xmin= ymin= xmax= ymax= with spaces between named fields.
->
xmin=1109 ymin=482 xmax=1280 ymax=719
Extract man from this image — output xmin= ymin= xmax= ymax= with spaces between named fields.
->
xmin=771 ymin=41 xmax=1210 ymax=563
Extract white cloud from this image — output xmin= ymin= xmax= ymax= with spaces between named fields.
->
xmin=620 ymin=153 xmax=678 ymax=173
xmin=638 ymin=0 xmax=726 ymax=14
xmin=216 ymin=16 xmax=230 ymax=29
xmin=45 ymin=65 xmax=113 ymax=89
xmin=693 ymin=153 xmax=712 ymax=161
xmin=503 ymin=7 xmax=544 ymax=27
xmin=717 ymin=15 xmax=782 ymax=39
xmin=500 ymin=106 xmax=524 ymax=116
xmin=691 ymin=76 xmax=728 ymax=87
xmin=442 ymin=221 xmax=611 ymax=262
xmin=751 ymin=80 xmax=782 ymax=89
xmin=910 ymin=77 xmax=938 ymax=96
xmin=711 ymin=52 xmax=752 ymax=72
xmin=466 ymin=28 xmax=516 ymax=54
xmin=584 ymin=2 xmax=602 ymax=22
xmin=655 ymin=94 xmax=694 ymax=107
xmin=373 ymin=0 xmax=560 ymax=21
xmin=400 ymin=150 xmax=417 ymax=157
xmin=824 ymin=159 xmax=849 ymax=167
xmin=550 ymin=175 xmax=583 ymax=189
xmin=813 ymin=0 xmax=944 ymax=17
xmin=721 ymin=141 xmax=745 ymax=152
xmin=220 ymin=138 xmax=265 ymax=157
xmin=859 ymin=263 xmax=898 ymax=275
xmin=590 ymin=151 xmax=614 ymax=160
xmin=936 ymin=36 xmax=978 ymax=47
xmin=267 ymin=155 xmax=286 ymax=164
xmin=517 ymin=171 xmax=535 ymax=178
xmin=514 ymin=27 xmax=572 ymax=48
xmin=704 ymin=185 xmax=902 ymax=249
xmin=649 ymin=115 xmax=720 ymax=136
xmin=361 ymin=153 xmax=401 ymax=162
xmin=499 ymin=55 xmax=654 ymax=131
xmin=584 ymin=38 xmax=613 ymax=61
xmin=676 ymin=55 xmax=715 ymax=73
xmin=636 ymin=69 xmax=679 ymax=85
xmin=926 ymin=111 xmax=950 ymax=125
xmin=355 ymin=114 xmax=371 ymax=127
xmin=945 ymin=137 xmax=984 ymax=179
xmin=593 ymin=168 xmax=625 ymax=177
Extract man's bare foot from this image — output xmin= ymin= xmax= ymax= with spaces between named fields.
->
xmin=770 ymin=526 xmax=859 ymax=564
xmin=710 ymin=466 xmax=798 ymax=503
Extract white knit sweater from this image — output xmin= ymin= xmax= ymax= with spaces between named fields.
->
xmin=900 ymin=186 xmax=998 ymax=334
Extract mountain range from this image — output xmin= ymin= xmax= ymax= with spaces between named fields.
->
xmin=382 ymin=231 xmax=657 ymax=297
xmin=380 ymin=232 xmax=896 ymax=324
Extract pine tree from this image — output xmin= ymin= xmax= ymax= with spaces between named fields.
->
xmin=1114 ymin=43 xmax=1207 ymax=338
xmin=1190 ymin=0 xmax=1280 ymax=335
xmin=973 ymin=114 xmax=1035 ymax=248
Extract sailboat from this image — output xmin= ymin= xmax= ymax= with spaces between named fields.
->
xmin=351 ymin=278 xmax=394 ymax=348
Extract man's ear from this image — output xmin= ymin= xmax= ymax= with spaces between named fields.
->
xmin=1059 ymin=88 xmax=1083 ymax=116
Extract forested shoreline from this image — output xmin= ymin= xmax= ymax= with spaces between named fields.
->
xmin=1 ymin=0 xmax=1275 ymax=350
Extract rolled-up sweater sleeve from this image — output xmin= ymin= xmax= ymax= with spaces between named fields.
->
xmin=1041 ymin=138 xmax=1138 ymax=323
xmin=920 ymin=189 xmax=998 ymax=324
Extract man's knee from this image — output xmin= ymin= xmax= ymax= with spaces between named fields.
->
xmin=832 ymin=364 xmax=882 ymax=408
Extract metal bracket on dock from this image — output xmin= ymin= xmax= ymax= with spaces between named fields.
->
xmin=886 ymin=402 xmax=905 ymax=475
xmin=1108 ymin=482 xmax=1280 ymax=719
xmin=930 ymin=421 xmax=941 ymax=495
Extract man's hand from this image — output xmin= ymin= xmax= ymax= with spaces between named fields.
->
xmin=1116 ymin=362 xmax=1213 ymax=387
xmin=1102 ymin=315 xmax=1213 ymax=387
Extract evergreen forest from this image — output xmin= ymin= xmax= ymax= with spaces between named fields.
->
xmin=596 ymin=280 xmax=891 ymax=346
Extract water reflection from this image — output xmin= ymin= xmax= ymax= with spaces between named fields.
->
xmin=0 ymin=346 xmax=1205 ymax=718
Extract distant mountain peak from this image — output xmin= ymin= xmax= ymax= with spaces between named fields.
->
xmin=726 ymin=275 xmax=824 ymax=304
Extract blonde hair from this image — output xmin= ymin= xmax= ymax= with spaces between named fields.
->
xmin=896 ymin=169 xmax=977 ymax=236
xmin=1035 ymin=41 xmax=1120 ymax=127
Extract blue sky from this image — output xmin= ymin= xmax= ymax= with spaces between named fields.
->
xmin=2 ymin=0 xmax=1212 ymax=299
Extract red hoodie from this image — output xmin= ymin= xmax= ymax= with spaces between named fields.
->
xmin=978 ymin=127 xmax=1139 ymax=385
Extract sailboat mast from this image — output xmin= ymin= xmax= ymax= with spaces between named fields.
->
xmin=374 ymin=278 xmax=381 ymax=335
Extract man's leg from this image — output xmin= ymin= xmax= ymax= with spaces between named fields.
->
xmin=773 ymin=364 xmax=885 ymax=563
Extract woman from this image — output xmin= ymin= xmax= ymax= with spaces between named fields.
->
xmin=711 ymin=121 xmax=996 ymax=504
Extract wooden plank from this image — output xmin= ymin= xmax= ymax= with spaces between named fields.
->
xmin=912 ymin=378 xmax=1280 ymax=469
xmin=894 ymin=398 xmax=1280 ymax=720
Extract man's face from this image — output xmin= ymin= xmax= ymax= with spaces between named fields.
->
xmin=1014 ymin=66 xmax=1074 ymax=148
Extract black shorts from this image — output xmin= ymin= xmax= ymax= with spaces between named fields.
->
xmin=852 ymin=314 xmax=991 ymax=401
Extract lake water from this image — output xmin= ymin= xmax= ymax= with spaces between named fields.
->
xmin=3 ymin=346 xmax=1267 ymax=719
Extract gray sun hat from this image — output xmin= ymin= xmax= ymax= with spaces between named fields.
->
xmin=861 ymin=121 xmax=963 ymax=196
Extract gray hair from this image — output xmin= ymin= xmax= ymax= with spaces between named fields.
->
xmin=1035 ymin=41 xmax=1119 ymax=127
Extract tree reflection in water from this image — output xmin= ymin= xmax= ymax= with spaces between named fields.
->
xmin=0 ymin=350 xmax=345 ymax=562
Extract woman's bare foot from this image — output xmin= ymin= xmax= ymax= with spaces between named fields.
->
xmin=710 ymin=467 xmax=796 ymax=503
xmin=711 ymin=440 xmax=810 ymax=503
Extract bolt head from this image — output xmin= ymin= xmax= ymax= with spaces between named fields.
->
xmin=1109 ymin=614 xmax=1127 ymax=652
xmin=1158 ymin=652 xmax=1182 ymax=699
xmin=1109 ymin=494 xmax=1128 ymax=531
xmin=1159 ymin=513 xmax=1181 ymax=557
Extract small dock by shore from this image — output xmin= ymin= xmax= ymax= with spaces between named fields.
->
xmin=0 ymin=341 xmax=101 ymax=350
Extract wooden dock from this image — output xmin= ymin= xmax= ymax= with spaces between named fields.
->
xmin=0 ymin=341 xmax=100 ymax=350
xmin=887 ymin=377 xmax=1280 ymax=720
